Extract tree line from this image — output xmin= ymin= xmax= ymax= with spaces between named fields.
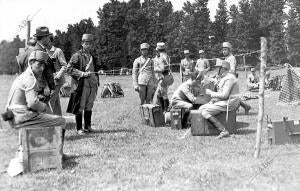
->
xmin=1 ymin=0 xmax=300 ymax=74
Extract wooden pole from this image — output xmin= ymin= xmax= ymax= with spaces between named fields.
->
xmin=25 ymin=20 xmax=31 ymax=47
xmin=254 ymin=37 xmax=267 ymax=158
xmin=243 ymin=55 xmax=247 ymax=79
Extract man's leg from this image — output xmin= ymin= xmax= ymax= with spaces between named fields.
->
xmin=200 ymin=103 xmax=229 ymax=139
xmin=83 ymin=85 xmax=98 ymax=132
xmin=173 ymin=100 xmax=193 ymax=127
xmin=138 ymin=85 xmax=147 ymax=105
xmin=239 ymin=101 xmax=251 ymax=115
xmin=146 ymin=85 xmax=155 ymax=104
xmin=49 ymin=85 xmax=62 ymax=116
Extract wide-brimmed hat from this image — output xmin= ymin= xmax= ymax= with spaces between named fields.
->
xmin=140 ymin=43 xmax=150 ymax=50
xmin=156 ymin=42 xmax=166 ymax=50
xmin=33 ymin=26 xmax=52 ymax=37
xmin=82 ymin=34 xmax=94 ymax=42
xmin=28 ymin=50 xmax=49 ymax=63
xmin=215 ymin=58 xmax=230 ymax=70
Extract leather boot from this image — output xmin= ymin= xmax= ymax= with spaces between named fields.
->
xmin=158 ymin=97 xmax=165 ymax=111
xmin=75 ymin=112 xmax=84 ymax=134
xmin=84 ymin=110 xmax=94 ymax=133
xmin=240 ymin=101 xmax=251 ymax=115
xmin=207 ymin=116 xmax=229 ymax=139
xmin=182 ymin=110 xmax=190 ymax=128
xmin=163 ymin=99 xmax=170 ymax=112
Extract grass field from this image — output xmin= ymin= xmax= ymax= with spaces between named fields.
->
xmin=1 ymin=70 xmax=300 ymax=191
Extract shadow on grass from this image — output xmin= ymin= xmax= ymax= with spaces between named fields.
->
xmin=66 ymin=128 xmax=136 ymax=141
xmin=236 ymin=121 xmax=250 ymax=129
xmin=237 ymin=111 xmax=258 ymax=116
xmin=235 ymin=128 xmax=256 ymax=135
xmin=63 ymin=153 xmax=95 ymax=169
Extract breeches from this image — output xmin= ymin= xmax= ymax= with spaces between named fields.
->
xmin=138 ymin=84 xmax=155 ymax=104
xmin=14 ymin=113 xmax=66 ymax=129
xmin=171 ymin=100 xmax=193 ymax=110
xmin=80 ymin=85 xmax=98 ymax=112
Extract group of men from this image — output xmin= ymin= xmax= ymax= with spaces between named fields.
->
xmin=247 ymin=67 xmax=271 ymax=91
xmin=133 ymin=41 xmax=252 ymax=139
xmin=4 ymin=26 xmax=101 ymax=159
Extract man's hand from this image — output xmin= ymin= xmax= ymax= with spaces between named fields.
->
xmin=134 ymin=86 xmax=139 ymax=92
xmin=83 ymin=71 xmax=91 ymax=77
xmin=44 ymin=86 xmax=50 ymax=96
xmin=205 ymin=89 xmax=213 ymax=96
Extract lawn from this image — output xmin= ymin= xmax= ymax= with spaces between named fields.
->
xmin=0 ymin=70 xmax=300 ymax=191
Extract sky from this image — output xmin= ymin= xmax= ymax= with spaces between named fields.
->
xmin=0 ymin=0 xmax=239 ymax=42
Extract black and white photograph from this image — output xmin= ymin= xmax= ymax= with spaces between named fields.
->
xmin=0 ymin=0 xmax=300 ymax=190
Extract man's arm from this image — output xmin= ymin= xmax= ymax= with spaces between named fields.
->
xmin=24 ymin=77 xmax=47 ymax=112
xmin=209 ymin=79 xmax=234 ymax=100
xmin=132 ymin=59 xmax=139 ymax=89
xmin=67 ymin=53 xmax=85 ymax=80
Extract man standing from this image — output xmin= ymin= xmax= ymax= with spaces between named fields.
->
xmin=221 ymin=41 xmax=251 ymax=114
xmin=67 ymin=34 xmax=100 ymax=135
xmin=18 ymin=26 xmax=56 ymax=98
xmin=195 ymin=50 xmax=210 ymax=74
xmin=247 ymin=68 xmax=259 ymax=90
xmin=199 ymin=61 xmax=240 ymax=139
xmin=47 ymin=35 xmax=67 ymax=116
xmin=180 ymin=50 xmax=194 ymax=82
xmin=132 ymin=43 xmax=156 ymax=105
xmin=5 ymin=50 xmax=67 ymax=155
xmin=153 ymin=42 xmax=172 ymax=112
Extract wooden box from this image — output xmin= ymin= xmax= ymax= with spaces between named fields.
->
xmin=140 ymin=104 xmax=165 ymax=127
xmin=20 ymin=126 xmax=63 ymax=173
xmin=267 ymin=119 xmax=300 ymax=145
xmin=170 ymin=108 xmax=184 ymax=130
xmin=191 ymin=110 xmax=237 ymax=136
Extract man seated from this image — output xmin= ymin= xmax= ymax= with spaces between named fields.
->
xmin=170 ymin=71 xmax=206 ymax=127
xmin=247 ymin=68 xmax=259 ymax=91
xmin=199 ymin=61 xmax=240 ymax=139
xmin=3 ymin=50 xmax=68 ymax=158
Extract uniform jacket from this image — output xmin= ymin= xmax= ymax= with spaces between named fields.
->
xmin=153 ymin=52 xmax=170 ymax=81
xmin=48 ymin=46 xmax=67 ymax=86
xmin=195 ymin=58 xmax=210 ymax=72
xmin=7 ymin=68 xmax=47 ymax=125
xmin=210 ymin=73 xmax=240 ymax=108
xmin=180 ymin=58 xmax=194 ymax=76
xmin=132 ymin=55 xmax=156 ymax=87
xmin=171 ymin=79 xmax=197 ymax=104
xmin=18 ymin=42 xmax=56 ymax=90
xmin=66 ymin=49 xmax=99 ymax=114
xmin=224 ymin=54 xmax=237 ymax=73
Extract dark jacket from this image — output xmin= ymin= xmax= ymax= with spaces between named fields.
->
xmin=66 ymin=49 xmax=99 ymax=114
xmin=17 ymin=42 xmax=55 ymax=91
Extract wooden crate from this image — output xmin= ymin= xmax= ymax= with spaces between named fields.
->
xmin=140 ymin=104 xmax=165 ymax=127
xmin=268 ymin=119 xmax=300 ymax=145
xmin=191 ymin=110 xmax=237 ymax=136
xmin=20 ymin=126 xmax=63 ymax=173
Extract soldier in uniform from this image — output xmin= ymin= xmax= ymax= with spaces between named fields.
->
xmin=153 ymin=42 xmax=172 ymax=112
xmin=47 ymin=35 xmax=67 ymax=116
xmin=221 ymin=42 xmax=251 ymax=114
xmin=18 ymin=26 xmax=56 ymax=99
xmin=247 ymin=68 xmax=259 ymax=90
xmin=180 ymin=50 xmax=194 ymax=82
xmin=5 ymin=50 xmax=68 ymax=156
xmin=67 ymin=34 xmax=100 ymax=135
xmin=195 ymin=50 xmax=210 ymax=74
xmin=132 ymin=43 xmax=156 ymax=105
xmin=199 ymin=61 xmax=240 ymax=139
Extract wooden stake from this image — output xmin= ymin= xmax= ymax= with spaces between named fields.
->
xmin=243 ymin=55 xmax=247 ymax=79
xmin=25 ymin=20 xmax=31 ymax=47
xmin=254 ymin=37 xmax=267 ymax=158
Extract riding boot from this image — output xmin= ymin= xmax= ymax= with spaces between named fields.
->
xmin=75 ymin=112 xmax=83 ymax=133
xmin=84 ymin=110 xmax=94 ymax=132
xmin=182 ymin=110 xmax=190 ymax=128
xmin=240 ymin=101 xmax=251 ymax=115
xmin=158 ymin=97 xmax=165 ymax=111
xmin=207 ymin=116 xmax=229 ymax=139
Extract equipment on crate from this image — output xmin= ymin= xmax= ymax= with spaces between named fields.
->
xmin=140 ymin=104 xmax=165 ymax=127
xmin=267 ymin=116 xmax=300 ymax=145
xmin=100 ymin=83 xmax=124 ymax=98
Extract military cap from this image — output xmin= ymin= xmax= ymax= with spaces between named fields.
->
xmin=28 ymin=50 xmax=49 ymax=63
xmin=222 ymin=42 xmax=232 ymax=50
xmin=33 ymin=26 xmax=52 ymax=37
xmin=251 ymin=68 xmax=256 ymax=72
xmin=156 ymin=42 xmax=166 ymax=50
xmin=184 ymin=50 xmax=190 ymax=54
xmin=199 ymin=50 xmax=205 ymax=54
xmin=140 ymin=43 xmax=150 ymax=50
xmin=82 ymin=34 xmax=93 ymax=42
